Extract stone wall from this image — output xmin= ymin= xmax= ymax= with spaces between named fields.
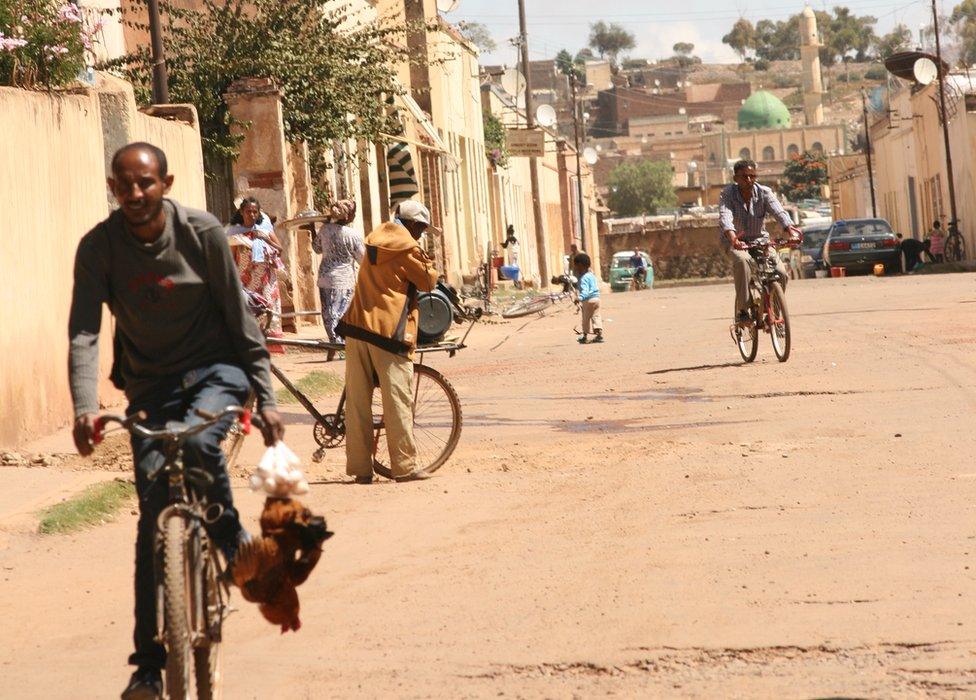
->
xmin=0 ymin=75 xmax=206 ymax=448
xmin=599 ymin=217 xmax=729 ymax=280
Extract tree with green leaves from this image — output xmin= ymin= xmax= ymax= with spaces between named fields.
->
xmin=951 ymin=0 xmax=976 ymax=66
xmin=754 ymin=17 xmax=801 ymax=61
xmin=606 ymin=160 xmax=677 ymax=216
xmin=782 ymin=150 xmax=828 ymax=202
xmin=457 ymin=21 xmax=496 ymax=53
xmin=106 ymin=0 xmax=404 ymax=205
xmin=669 ymin=41 xmax=701 ymax=69
xmin=588 ymin=21 xmax=636 ymax=66
xmin=873 ymin=23 xmax=912 ymax=59
xmin=555 ymin=48 xmax=585 ymax=81
xmin=722 ymin=18 xmax=756 ymax=61
xmin=826 ymin=7 xmax=877 ymax=64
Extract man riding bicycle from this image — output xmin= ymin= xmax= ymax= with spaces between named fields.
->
xmin=68 ymin=142 xmax=284 ymax=699
xmin=719 ymin=159 xmax=801 ymax=324
xmin=630 ymin=246 xmax=647 ymax=277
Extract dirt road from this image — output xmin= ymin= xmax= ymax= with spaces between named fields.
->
xmin=2 ymin=273 xmax=975 ymax=698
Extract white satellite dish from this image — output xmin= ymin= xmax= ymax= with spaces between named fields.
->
xmin=436 ymin=0 xmax=459 ymax=12
xmin=500 ymin=68 xmax=526 ymax=99
xmin=535 ymin=104 xmax=557 ymax=128
xmin=583 ymin=147 xmax=599 ymax=165
xmin=678 ymin=107 xmax=687 ymax=115
xmin=913 ymin=57 xmax=938 ymax=85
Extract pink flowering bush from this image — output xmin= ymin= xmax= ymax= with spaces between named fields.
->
xmin=0 ymin=0 xmax=101 ymax=88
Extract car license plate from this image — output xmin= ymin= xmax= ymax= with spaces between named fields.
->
xmin=852 ymin=242 xmax=877 ymax=250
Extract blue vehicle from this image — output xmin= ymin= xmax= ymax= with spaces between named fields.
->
xmin=799 ymin=224 xmax=831 ymax=278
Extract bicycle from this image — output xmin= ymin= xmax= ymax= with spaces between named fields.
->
xmin=94 ymin=406 xmax=255 ymax=700
xmin=631 ymin=268 xmax=648 ymax=291
xmin=500 ymin=276 xmax=580 ymax=318
xmin=945 ymin=221 xmax=967 ymax=262
xmin=226 ymin=309 xmax=472 ymax=481
xmin=730 ymin=238 xmax=799 ymax=364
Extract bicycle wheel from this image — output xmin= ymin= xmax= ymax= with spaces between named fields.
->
xmin=501 ymin=295 xmax=551 ymax=318
xmin=162 ymin=514 xmax=192 ymax=699
xmin=371 ymin=365 xmax=462 ymax=479
xmin=946 ymin=234 xmax=967 ymax=262
xmin=194 ymin=540 xmax=224 ymax=700
xmin=768 ymin=282 xmax=791 ymax=362
xmin=222 ymin=392 xmax=255 ymax=473
xmin=734 ymin=295 xmax=759 ymax=363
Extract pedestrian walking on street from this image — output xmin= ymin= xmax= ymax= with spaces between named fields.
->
xmin=927 ymin=220 xmax=945 ymax=263
xmin=574 ymin=252 xmax=603 ymax=344
xmin=500 ymin=224 xmax=522 ymax=288
xmin=227 ymin=197 xmax=285 ymax=339
xmin=68 ymin=143 xmax=284 ymax=700
xmin=336 ymin=200 xmax=439 ymax=483
xmin=313 ymin=199 xmax=364 ymax=347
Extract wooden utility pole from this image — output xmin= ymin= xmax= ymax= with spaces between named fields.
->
xmin=860 ymin=90 xmax=877 ymax=217
xmin=570 ymin=75 xmax=586 ymax=241
xmin=147 ymin=0 xmax=169 ymax=104
xmin=931 ymin=0 xmax=959 ymax=234
xmin=517 ymin=0 xmax=549 ymax=282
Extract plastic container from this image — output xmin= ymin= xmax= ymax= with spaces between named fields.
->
xmin=814 ymin=270 xmax=828 ymax=279
xmin=830 ymin=266 xmax=846 ymax=278
xmin=873 ymin=263 xmax=885 ymax=276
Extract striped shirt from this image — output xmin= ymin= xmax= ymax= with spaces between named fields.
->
xmin=718 ymin=183 xmax=793 ymax=242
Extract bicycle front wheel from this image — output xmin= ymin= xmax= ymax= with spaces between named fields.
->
xmin=162 ymin=514 xmax=192 ymax=699
xmin=501 ymin=295 xmax=551 ymax=318
xmin=946 ymin=234 xmax=967 ymax=262
xmin=372 ymin=364 xmax=462 ymax=479
xmin=768 ymin=282 xmax=791 ymax=362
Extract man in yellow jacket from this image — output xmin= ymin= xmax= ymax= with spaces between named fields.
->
xmin=337 ymin=200 xmax=439 ymax=483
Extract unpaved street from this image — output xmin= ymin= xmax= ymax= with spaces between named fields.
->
xmin=2 ymin=273 xmax=976 ymax=698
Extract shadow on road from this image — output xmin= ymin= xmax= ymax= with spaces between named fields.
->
xmin=646 ymin=362 xmax=742 ymax=375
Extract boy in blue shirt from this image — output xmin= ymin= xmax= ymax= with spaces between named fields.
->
xmin=573 ymin=253 xmax=603 ymax=344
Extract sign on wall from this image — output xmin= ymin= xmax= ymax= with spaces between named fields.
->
xmin=505 ymin=128 xmax=545 ymax=158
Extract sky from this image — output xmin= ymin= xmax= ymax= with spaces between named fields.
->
xmin=447 ymin=0 xmax=934 ymax=66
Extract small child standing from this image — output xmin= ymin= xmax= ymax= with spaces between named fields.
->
xmin=573 ymin=253 xmax=604 ymax=344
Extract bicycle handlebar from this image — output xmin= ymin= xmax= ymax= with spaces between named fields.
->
xmin=93 ymin=406 xmax=259 ymax=444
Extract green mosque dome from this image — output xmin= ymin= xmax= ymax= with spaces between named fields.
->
xmin=737 ymin=90 xmax=791 ymax=130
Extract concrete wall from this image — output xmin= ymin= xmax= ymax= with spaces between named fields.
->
xmin=0 ymin=76 xmax=206 ymax=447
xmin=599 ymin=217 xmax=728 ymax=281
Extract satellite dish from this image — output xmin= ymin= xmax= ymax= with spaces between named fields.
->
xmin=687 ymin=161 xmax=698 ymax=172
xmin=913 ymin=57 xmax=938 ymax=85
xmin=500 ymin=68 xmax=526 ymax=98
xmin=535 ymin=104 xmax=557 ymax=128
xmin=678 ymin=107 xmax=687 ymax=115
xmin=583 ymin=147 xmax=599 ymax=165
xmin=436 ymin=0 xmax=459 ymax=12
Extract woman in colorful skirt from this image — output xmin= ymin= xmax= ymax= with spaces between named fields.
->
xmin=227 ymin=197 xmax=285 ymax=342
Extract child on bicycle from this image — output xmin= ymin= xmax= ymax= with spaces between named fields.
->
xmin=573 ymin=253 xmax=603 ymax=344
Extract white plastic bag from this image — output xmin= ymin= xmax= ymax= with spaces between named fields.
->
xmin=248 ymin=442 xmax=310 ymax=497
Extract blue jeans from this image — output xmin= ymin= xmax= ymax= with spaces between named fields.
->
xmin=319 ymin=287 xmax=355 ymax=344
xmin=126 ymin=363 xmax=250 ymax=670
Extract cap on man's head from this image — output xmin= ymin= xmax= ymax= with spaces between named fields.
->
xmin=396 ymin=200 xmax=431 ymax=226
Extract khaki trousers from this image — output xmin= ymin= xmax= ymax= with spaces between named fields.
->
xmin=581 ymin=298 xmax=602 ymax=334
xmin=344 ymin=338 xmax=417 ymax=478
xmin=725 ymin=245 xmax=788 ymax=312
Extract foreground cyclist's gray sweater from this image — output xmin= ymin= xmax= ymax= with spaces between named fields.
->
xmin=69 ymin=199 xmax=276 ymax=416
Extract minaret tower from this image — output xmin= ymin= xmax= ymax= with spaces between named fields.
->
xmin=800 ymin=5 xmax=824 ymax=125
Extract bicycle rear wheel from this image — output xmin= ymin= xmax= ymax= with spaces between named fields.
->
xmin=222 ymin=392 xmax=255 ymax=473
xmin=162 ymin=514 xmax=192 ymax=699
xmin=945 ymin=234 xmax=966 ymax=262
xmin=768 ymin=282 xmax=791 ymax=362
xmin=501 ymin=295 xmax=551 ymax=318
xmin=371 ymin=365 xmax=462 ymax=479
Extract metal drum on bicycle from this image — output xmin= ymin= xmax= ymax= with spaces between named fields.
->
xmin=417 ymin=281 xmax=459 ymax=344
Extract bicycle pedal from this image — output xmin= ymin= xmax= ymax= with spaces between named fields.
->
xmin=311 ymin=448 xmax=325 ymax=464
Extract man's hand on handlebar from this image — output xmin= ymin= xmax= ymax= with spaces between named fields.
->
xmin=73 ymin=413 xmax=97 ymax=457
xmin=784 ymin=225 xmax=803 ymax=246
xmin=727 ymin=232 xmax=750 ymax=251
